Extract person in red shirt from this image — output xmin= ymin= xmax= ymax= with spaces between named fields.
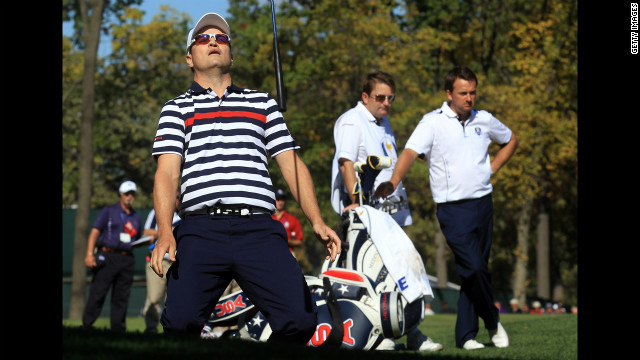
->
xmin=530 ymin=301 xmax=545 ymax=314
xmin=272 ymin=189 xmax=304 ymax=257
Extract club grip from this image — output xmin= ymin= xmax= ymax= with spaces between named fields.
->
xmin=354 ymin=155 xmax=392 ymax=173
xmin=368 ymin=155 xmax=392 ymax=169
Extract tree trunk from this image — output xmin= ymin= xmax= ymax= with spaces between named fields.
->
xmin=68 ymin=0 xmax=105 ymax=320
xmin=536 ymin=197 xmax=551 ymax=300
xmin=433 ymin=209 xmax=449 ymax=288
xmin=512 ymin=195 xmax=532 ymax=307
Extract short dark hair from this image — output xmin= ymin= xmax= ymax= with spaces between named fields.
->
xmin=444 ymin=66 xmax=478 ymax=92
xmin=362 ymin=71 xmax=395 ymax=95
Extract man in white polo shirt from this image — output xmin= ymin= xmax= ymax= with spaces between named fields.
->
xmin=376 ymin=66 xmax=518 ymax=350
xmin=331 ymin=71 xmax=411 ymax=226
xmin=331 ymin=71 xmax=442 ymax=352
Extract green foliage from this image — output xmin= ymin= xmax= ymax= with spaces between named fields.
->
xmin=62 ymin=0 xmax=577 ymax=299
xmin=63 ymin=5 xmax=193 ymax=208
xmin=63 ymin=37 xmax=86 ymax=206
xmin=63 ymin=0 xmax=144 ymax=49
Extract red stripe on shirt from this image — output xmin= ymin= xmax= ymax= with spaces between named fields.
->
xmin=185 ymin=111 xmax=267 ymax=127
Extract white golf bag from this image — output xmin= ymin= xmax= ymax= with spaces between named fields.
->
xmin=319 ymin=206 xmax=430 ymax=336
xmin=201 ymin=265 xmax=417 ymax=350
xmin=201 ymin=156 xmax=431 ymax=350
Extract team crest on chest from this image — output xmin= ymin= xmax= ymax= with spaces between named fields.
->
xmin=475 ymin=127 xmax=482 ymax=135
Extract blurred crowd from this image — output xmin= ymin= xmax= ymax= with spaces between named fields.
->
xmin=426 ymin=298 xmax=577 ymax=315
xmin=519 ymin=299 xmax=578 ymax=315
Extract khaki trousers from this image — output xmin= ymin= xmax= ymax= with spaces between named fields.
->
xmin=142 ymin=258 xmax=172 ymax=332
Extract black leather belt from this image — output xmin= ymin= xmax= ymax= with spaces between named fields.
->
xmin=101 ymin=246 xmax=132 ymax=255
xmin=185 ymin=204 xmax=272 ymax=217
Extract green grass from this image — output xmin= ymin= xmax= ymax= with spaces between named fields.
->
xmin=63 ymin=314 xmax=577 ymax=360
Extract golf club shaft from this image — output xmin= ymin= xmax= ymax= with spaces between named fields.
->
xmin=270 ymin=0 xmax=286 ymax=112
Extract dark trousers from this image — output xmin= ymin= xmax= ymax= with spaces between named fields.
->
xmin=436 ymin=194 xmax=499 ymax=347
xmin=82 ymin=251 xmax=135 ymax=332
xmin=160 ymin=214 xmax=317 ymax=344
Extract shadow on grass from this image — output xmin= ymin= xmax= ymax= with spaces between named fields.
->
xmin=63 ymin=325 xmax=508 ymax=360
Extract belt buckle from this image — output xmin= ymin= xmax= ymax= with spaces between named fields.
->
xmin=214 ymin=207 xmax=242 ymax=216
xmin=211 ymin=205 xmax=255 ymax=216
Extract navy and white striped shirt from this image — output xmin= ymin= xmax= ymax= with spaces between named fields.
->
xmin=152 ymin=82 xmax=299 ymax=217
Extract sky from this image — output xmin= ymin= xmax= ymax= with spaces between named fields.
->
xmin=63 ymin=0 xmax=231 ymax=57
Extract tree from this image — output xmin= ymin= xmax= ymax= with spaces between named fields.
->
xmin=63 ymin=0 xmax=142 ymax=320
xmin=66 ymin=0 xmax=106 ymax=322
xmin=489 ymin=0 xmax=577 ymax=306
xmin=91 ymin=6 xmax=192 ymax=207
xmin=62 ymin=37 xmax=84 ymax=207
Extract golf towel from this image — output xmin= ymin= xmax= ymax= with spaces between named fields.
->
xmin=355 ymin=205 xmax=434 ymax=302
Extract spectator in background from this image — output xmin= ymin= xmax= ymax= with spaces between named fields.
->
xmin=495 ymin=301 xmax=508 ymax=314
xmin=521 ymin=303 xmax=530 ymax=314
xmin=142 ymin=190 xmax=182 ymax=333
xmin=509 ymin=298 xmax=522 ymax=313
xmin=530 ymin=301 xmax=544 ymax=314
xmin=545 ymin=302 xmax=555 ymax=314
xmin=554 ymin=303 xmax=567 ymax=314
xmin=424 ymin=303 xmax=435 ymax=316
xmin=83 ymin=181 xmax=143 ymax=332
xmin=272 ymin=189 xmax=304 ymax=258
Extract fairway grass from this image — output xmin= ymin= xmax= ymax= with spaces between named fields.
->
xmin=63 ymin=314 xmax=577 ymax=359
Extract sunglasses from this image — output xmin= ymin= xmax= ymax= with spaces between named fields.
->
xmin=190 ymin=33 xmax=231 ymax=49
xmin=372 ymin=94 xmax=395 ymax=103
xmin=123 ymin=191 xmax=136 ymax=197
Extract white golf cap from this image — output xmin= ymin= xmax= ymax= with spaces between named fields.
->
xmin=186 ymin=12 xmax=231 ymax=53
xmin=119 ymin=181 xmax=137 ymax=194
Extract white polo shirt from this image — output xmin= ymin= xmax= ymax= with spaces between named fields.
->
xmin=405 ymin=101 xmax=513 ymax=204
xmin=331 ymin=102 xmax=412 ymax=226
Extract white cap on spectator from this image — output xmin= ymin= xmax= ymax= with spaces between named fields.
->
xmin=119 ymin=181 xmax=137 ymax=194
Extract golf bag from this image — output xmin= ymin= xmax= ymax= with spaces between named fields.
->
xmin=201 ymin=266 xmax=416 ymax=350
xmin=319 ymin=206 xmax=429 ymax=333
xmin=200 ymin=155 xmax=428 ymax=349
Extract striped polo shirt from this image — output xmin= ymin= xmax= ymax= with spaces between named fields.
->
xmin=152 ymin=82 xmax=299 ymax=217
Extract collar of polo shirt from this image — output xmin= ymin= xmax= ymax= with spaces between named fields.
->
xmin=188 ymin=82 xmax=243 ymax=95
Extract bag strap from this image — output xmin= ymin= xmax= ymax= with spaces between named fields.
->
xmin=321 ymin=276 xmax=344 ymax=347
